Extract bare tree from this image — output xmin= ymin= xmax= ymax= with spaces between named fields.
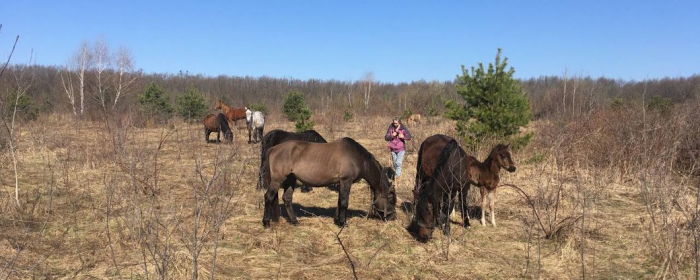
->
xmin=92 ymin=37 xmax=111 ymax=110
xmin=59 ymin=69 xmax=78 ymax=115
xmin=362 ymin=71 xmax=374 ymax=111
xmin=112 ymin=45 xmax=139 ymax=109
xmin=64 ymin=41 xmax=92 ymax=115
xmin=0 ymin=25 xmax=22 ymax=205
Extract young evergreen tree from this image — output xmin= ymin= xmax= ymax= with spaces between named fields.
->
xmin=282 ymin=90 xmax=315 ymax=132
xmin=139 ymin=82 xmax=173 ymax=120
xmin=446 ymin=49 xmax=532 ymax=147
xmin=177 ymin=86 xmax=207 ymax=121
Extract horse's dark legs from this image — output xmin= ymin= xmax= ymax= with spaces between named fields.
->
xmin=262 ymin=183 xmax=281 ymax=228
xmin=256 ymin=127 xmax=264 ymax=143
xmin=205 ymin=129 xmax=210 ymax=142
xmin=282 ymin=181 xmax=298 ymax=225
xmin=334 ymin=180 xmax=352 ymax=227
xmin=247 ymin=128 xmax=252 ymax=144
xmin=440 ymin=192 xmax=454 ymax=237
xmin=459 ymin=185 xmax=471 ymax=228
xmin=216 ymin=131 xmax=221 ymax=143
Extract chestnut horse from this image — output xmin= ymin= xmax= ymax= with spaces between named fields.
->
xmin=257 ymin=129 xmax=328 ymax=191
xmin=203 ymin=113 xmax=233 ymax=143
xmin=213 ymin=100 xmax=247 ymax=126
xmin=262 ymin=138 xmax=397 ymax=227
xmin=411 ymin=134 xmax=516 ymax=241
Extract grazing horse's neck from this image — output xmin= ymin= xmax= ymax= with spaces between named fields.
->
xmin=364 ymin=159 xmax=384 ymax=194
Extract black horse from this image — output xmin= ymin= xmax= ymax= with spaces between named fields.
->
xmin=257 ymin=129 xmax=329 ymax=192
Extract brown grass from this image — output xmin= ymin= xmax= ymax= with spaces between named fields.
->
xmin=0 ymin=112 xmax=695 ymax=279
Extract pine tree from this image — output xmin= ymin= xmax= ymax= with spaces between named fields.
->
xmin=282 ymin=90 xmax=315 ymax=132
xmin=139 ymin=82 xmax=173 ymax=121
xmin=177 ymin=86 xmax=206 ymax=121
xmin=446 ymin=49 xmax=532 ymax=147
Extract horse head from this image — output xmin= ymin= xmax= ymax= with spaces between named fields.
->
xmin=373 ymin=167 xmax=398 ymax=220
xmin=214 ymin=100 xmax=223 ymax=110
xmin=411 ymin=187 xmax=437 ymax=242
xmin=494 ymin=144 xmax=516 ymax=172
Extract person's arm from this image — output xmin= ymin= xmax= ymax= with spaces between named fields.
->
xmin=402 ymin=127 xmax=412 ymax=140
xmin=384 ymin=125 xmax=395 ymax=141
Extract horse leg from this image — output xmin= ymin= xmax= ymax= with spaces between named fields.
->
xmin=205 ymin=129 xmax=210 ymax=142
xmin=440 ymin=192 xmax=454 ymax=237
xmin=334 ymin=180 xmax=352 ymax=227
xmin=282 ymin=178 xmax=298 ymax=225
xmin=459 ymin=184 xmax=471 ymax=228
xmin=247 ymin=128 xmax=252 ymax=144
xmin=262 ymin=182 xmax=281 ymax=227
xmin=216 ymin=131 xmax=221 ymax=143
xmin=480 ymin=186 xmax=487 ymax=226
xmin=489 ymin=189 xmax=496 ymax=227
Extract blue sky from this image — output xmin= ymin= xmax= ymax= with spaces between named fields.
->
xmin=1 ymin=1 xmax=698 ymax=83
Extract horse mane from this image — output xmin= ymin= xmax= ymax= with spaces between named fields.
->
xmin=341 ymin=137 xmax=378 ymax=164
xmin=302 ymin=130 xmax=326 ymax=143
xmin=216 ymin=113 xmax=232 ymax=134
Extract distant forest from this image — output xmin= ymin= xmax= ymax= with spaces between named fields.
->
xmin=1 ymin=64 xmax=698 ymax=122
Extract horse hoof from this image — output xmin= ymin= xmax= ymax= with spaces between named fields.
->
xmin=263 ymin=220 xmax=271 ymax=228
xmin=290 ymin=220 xmax=300 ymax=226
xmin=334 ymin=220 xmax=347 ymax=227
xmin=300 ymin=186 xmax=312 ymax=193
xmin=385 ymin=212 xmax=397 ymax=221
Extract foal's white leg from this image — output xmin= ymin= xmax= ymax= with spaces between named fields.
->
xmin=480 ymin=187 xmax=487 ymax=226
xmin=489 ymin=191 xmax=496 ymax=227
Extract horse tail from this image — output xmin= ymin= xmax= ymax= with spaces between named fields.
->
xmin=257 ymin=131 xmax=274 ymax=189
xmin=415 ymin=140 xmax=426 ymax=192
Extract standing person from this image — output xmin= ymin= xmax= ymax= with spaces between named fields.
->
xmin=385 ymin=117 xmax=412 ymax=187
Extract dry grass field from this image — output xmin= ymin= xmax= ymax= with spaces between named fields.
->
xmin=0 ymin=112 xmax=695 ymax=279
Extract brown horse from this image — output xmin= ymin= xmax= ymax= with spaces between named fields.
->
xmin=411 ymin=134 xmax=516 ymax=241
xmin=262 ymin=137 xmax=397 ymax=227
xmin=213 ymin=99 xmax=247 ymax=125
xmin=411 ymin=134 xmax=470 ymax=241
xmin=469 ymin=142 xmax=516 ymax=227
xmin=203 ymin=113 xmax=233 ymax=143
xmin=257 ymin=129 xmax=329 ymax=191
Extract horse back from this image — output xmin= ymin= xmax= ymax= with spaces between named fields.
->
xmin=268 ymin=140 xmax=361 ymax=186
xmin=417 ymin=134 xmax=454 ymax=177
xmin=203 ymin=114 xmax=219 ymax=131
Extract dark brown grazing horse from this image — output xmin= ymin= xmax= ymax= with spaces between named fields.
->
xmin=203 ymin=113 xmax=233 ymax=143
xmin=262 ymin=137 xmax=397 ymax=227
xmin=411 ymin=135 xmax=470 ymax=242
xmin=411 ymin=134 xmax=517 ymax=241
xmin=213 ymin=99 xmax=247 ymax=126
xmin=257 ymin=129 xmax=329 ymax=191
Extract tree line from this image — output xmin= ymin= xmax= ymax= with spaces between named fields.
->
xmin=2 ymin=63 xmax=698 ymax=122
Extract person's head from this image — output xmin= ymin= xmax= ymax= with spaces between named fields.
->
xmin=392 ymin=117 xmax=401 ymax=128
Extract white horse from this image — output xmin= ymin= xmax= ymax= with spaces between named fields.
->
xmin=246 ymin=108 xmax=265 ymax=144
